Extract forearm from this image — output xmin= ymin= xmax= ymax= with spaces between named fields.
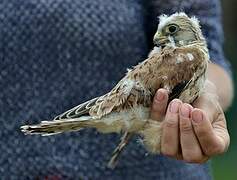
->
xmin=206 ymin=63 xmax=234 ymax=111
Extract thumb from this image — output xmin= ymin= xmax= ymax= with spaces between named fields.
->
xmin=150 ymin=89 xmax=169 ymax=121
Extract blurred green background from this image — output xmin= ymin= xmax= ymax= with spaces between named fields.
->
xmin=212 ymin=1 xmax=237 ymax=180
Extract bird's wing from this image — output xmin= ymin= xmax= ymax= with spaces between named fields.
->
xmin=53 ymin=52 xmax=162 ymax=121
xmin=164 ymin=46 xmax=208 ymax=102
xmin=53 ymin=97 xmax=99 ymax=120
xmin=89 ymin=78 xmax=151 ymax=118
xmin=54 ymin=79 xmax=151 ymax=120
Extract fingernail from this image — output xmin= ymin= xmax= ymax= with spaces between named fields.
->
xmin=180 ymin=104 xmax=191 ymax=118
xmin=155 ymin=90 xmax=164 ymax=102
xmin=169 ymin=100 xmax=180 ymax=113
xmin=192 ymin=110 xmax=203 ymax=123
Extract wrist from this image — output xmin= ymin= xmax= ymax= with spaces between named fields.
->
xmin=202 ymin=80 xmax=219 ymax=103
xmin=207 ymin=63 xmax=234 ymax=110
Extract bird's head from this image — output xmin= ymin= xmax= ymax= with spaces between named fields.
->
xmin=153 ymin=12 xmax=206 ymax=48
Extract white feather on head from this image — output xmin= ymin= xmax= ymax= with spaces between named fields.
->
xmin=158 ymin=12 xmax=201 ymax=31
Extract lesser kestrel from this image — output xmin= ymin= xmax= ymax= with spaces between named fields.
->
xmin=21 ymin=12 xmax=210 ymax=168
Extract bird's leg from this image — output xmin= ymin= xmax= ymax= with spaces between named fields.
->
xmin=107 ymin=132 xmax=133 ymax=169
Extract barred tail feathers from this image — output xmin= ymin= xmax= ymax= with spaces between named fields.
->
xmin=21 ymin=116 xmax=93 ymax=136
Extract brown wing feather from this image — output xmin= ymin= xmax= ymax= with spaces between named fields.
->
xmin=89 ymin=79 xmax=152 ymax=118
xmin=162 ymin=46 xmax=208 ymax=103
xmin=54 ymin=97 xmax=100 ymax=120
xmin=53 ymin=80 xmax=151 ymax=120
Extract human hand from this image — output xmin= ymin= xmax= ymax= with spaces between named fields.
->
xmin=150 ymin=88 xmax=230 ymax=163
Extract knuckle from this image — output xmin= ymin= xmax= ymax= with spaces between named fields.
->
xmin=204 ymin=144 xmax=224 ymax=156
xmin=164 ymin=118 xmax=178 ymax=129
xmin=150 ymin=112 xmax=161 ymax=121
xmin=202 ymin=140 xmax=225 ymax=156
xmin=194 ymin=128 xmax=207 ymax=139
xmin=151 ymin=104 xmax=165 ymax=115
xmin=191 ymin=121 xmax=201 ymax=129
xmin=214 ymin=110 xmax=226 ymax=122
xmin=183 ymin=154 xmax=203 ymax=163
xmin=180 ymin=123 xmax=193 ymax=134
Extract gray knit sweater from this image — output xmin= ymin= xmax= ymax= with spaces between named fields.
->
xmin=0 ymin=0 xmax=230 ymax=179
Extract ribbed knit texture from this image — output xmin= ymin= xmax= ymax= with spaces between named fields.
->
xmin=0 ymin=0 xmax=229 ymax=179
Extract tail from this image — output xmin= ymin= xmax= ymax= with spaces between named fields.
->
xmin=21 ymin=116 xmax=93 ymax=136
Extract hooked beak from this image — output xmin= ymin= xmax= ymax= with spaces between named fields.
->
xmin=153 ymin=32 xmax=168 ymax=47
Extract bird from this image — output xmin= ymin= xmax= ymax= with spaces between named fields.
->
xmin=21 ymin=12 xmax=210 ymax=168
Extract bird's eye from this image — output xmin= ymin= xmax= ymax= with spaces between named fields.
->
xmin=167 ymin=25 xmax=179 ymax=34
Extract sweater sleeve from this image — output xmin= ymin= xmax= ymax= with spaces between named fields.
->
xmin=147 ymin=0 xmax=232 ymax=74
